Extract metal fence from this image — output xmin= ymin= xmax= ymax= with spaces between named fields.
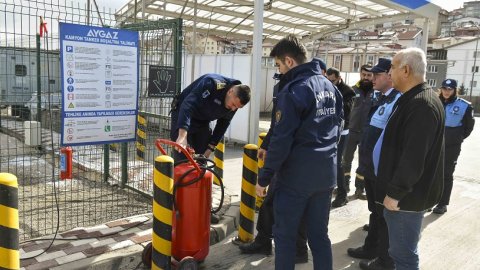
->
xmin=0 ymin=0 xmax=183 ymax=241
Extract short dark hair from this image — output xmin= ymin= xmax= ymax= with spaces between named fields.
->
xmin=234 ymin=84 xmax=251 ymax=105
xmin=270 ymin=34 xmax=307 ymax=64
xmin=326 ymin=67 xmax=340 ymax=77
xmin=361 ymin=64 xmax=372 ymax=72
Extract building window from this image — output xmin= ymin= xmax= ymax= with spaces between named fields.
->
xmin=427 ymin=79 xmax=436 ymax=87
xmin=367 ymin=55 xmax=375 ymax=66
xmin=472 ymin=66 xmax=479 ymax=73
xmin=475 ymin=51 xmax=480 ymax=58
xmin=471 ymin=81 xmax=477 ymax=88
xmin=334 ymin=55 xmax=342 ymax=69
xmin=353 ymin=55 xmax=360 ymax=72
xmin=428 ymin=65 xmax=438 ymax=73
xmin=15 ymin=65 xmax=27 ymax=76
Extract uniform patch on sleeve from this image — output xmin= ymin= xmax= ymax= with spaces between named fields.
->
xmin=202 ymin=90 xmax=210 ymax=98
xmin=216 ymin=82 xmax=226 ymax=90
xmin=275 ymin=110 xmax=282 ymax=123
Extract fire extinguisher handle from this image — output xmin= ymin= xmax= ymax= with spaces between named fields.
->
xmin=155 ymin=139 xmax=202 ymax=175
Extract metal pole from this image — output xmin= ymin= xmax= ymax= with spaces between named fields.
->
xmin=470 ymin=37 xmax=478 ymax=101
xmin=121 ymin=142 xmax=128 ymax=188
xmin=191 ymin=0 xmax=197 ymax=82
xmin=36 ymin=34 xmax=42 ymax=123
xmin=249 ymin=0 xmax=264 ymax=143
xmin=103 ymin=145 xmax=110 ymax=182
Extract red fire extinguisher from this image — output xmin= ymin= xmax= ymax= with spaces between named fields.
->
xmin=60 ymin=146 xmax=73 ymax=180
xmin=155 ymin=139 xmax=213 ymax=262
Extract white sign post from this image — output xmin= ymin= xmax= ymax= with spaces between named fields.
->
xmin=60 ymin=22 xmax=139 ymax=146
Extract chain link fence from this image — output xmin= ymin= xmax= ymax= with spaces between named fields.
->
xmin=0 ymin=0 xmax=183 ymax=241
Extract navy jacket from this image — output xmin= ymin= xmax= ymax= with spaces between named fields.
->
xmin=441 ymin=96 xmax=475 ymax=147
xmin=173 ymin=73 xmax=241 ymax=146
xmin=258 ymin=61 xmax=344 ymax=193
xmin=357 ymin=89 xmax=400 ymax=180
xmin=375 ymin=83 xmax=444 ymax=211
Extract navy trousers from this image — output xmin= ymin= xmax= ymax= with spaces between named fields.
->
xmin=273 ymin=186 xmax=333 ymax=270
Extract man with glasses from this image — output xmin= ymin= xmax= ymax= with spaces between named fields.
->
xmin=374 ymin=48 xmax=444 ymax=270
xmin=432 ymin=79 xmax=475 ymax=214
xmin=347 ymin=58 xmax=399 ymax=270
xmin=326 ymin=68 xmax=356 ymax=208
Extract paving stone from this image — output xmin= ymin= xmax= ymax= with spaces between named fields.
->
xmin=131 ymin=233 xmax=152 ymax=244
xmin=64 ymin=243 xmax=93 ymax=255
xmin=106 ymin=219 xmax=129 ymax=228
xmin=25 ymin=260 xmax=59 ymax=270
xmin=60 ymin=229 xmax=86 ymax=238
xmin=55 ymin=252 xmax=87 ymax=264
xmin=35 ymin=250 xmax=67 ymax=262
xmin=82 ymin=245 xmax=110 ymax=257
xmin=90 ymin=238 xmax=116 ymax=248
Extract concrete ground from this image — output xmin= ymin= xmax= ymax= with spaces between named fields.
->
xmin=23 ymin=117 xmax=480 ymax=269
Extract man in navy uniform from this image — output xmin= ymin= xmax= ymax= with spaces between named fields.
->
xmin=256 ymin=34 xmax=343 ymax=270
xmin=238 ymin=57 xmax=329 ymax=263
xmin=170 ymin=73 xmax=250 ymax=159
xmin=347 ymin=58 xmax=399 ymax=270
xmin=326 ymin=67 xmax=356 ymax=208
xmin=433 ymin=79 xmax=475 ymax=214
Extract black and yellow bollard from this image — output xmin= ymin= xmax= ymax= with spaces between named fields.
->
xmin=238 ymin=144 xmax=258 ymax=243
xmin=213 ymin=137 xmax=225 ymax=186
xmin=151 ymin=156 xmax=174 ymax=270
xmin=0 ymin=173 xmax=19 ymax=270
xmin=255 ymin=132 xmax=267 ymax=210
xmin=136 ymin=114 xmax=147 ymax=160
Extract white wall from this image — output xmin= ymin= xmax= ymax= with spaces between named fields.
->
xmin=183 ymin=54 xmax=276 ymax=143
xmin=447 ymin=40 xmax=480 ymax=96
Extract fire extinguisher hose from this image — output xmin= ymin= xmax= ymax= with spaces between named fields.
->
xmin=173 ymin=157 xmax=225 ymax=215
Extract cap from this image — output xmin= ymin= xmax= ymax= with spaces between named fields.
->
xmin=312 ymin=57 xmax=327 ymax=72
xmin=441 ymin=79 xmax=457 ymax=89
xmin=369 ymin=58 xmax=391 ymax=73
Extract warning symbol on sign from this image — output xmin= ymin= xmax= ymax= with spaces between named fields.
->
xmin=68 ymin=103 xmax=74 ymax=108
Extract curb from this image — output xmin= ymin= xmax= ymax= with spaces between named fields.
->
xmin=54 ymin=202 xmax=240 ymax=270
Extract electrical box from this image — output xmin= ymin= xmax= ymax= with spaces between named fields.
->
xmin=24 ymin=121 xmax=41 ymax=146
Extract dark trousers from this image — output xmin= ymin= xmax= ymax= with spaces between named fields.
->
xmin=335 ymin=134 xmax=348 ymax=199
xmin=363 ymin=177 xmax=394 ymax=266
xmin=170 ymin=110 xmax=211 ymax=161
xmin=273 ymin=186 xmax=333 ymax=270
xmin=342 ymin=131 xmax=364 ymax=190
xmin=255 ymin=183 xmax=308 ymax=255
xmin=438 ymin=144 xmax=462 ymax=206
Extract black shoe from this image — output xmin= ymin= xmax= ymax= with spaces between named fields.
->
xmin=345 ymin=180 xmax=351 ymax=194
xmin=432 ymin=205 xmax=447 ymax=214
xmin=295 ymin=252 xmax=308 ymax=264
xmin=355 ymin=188 xmax=367 ymax=200
xmin=239 ymin=240 xmax=272 ymax=255
xmin=347 ymin=246 xmax=376 ymax=260
xmin=359 ymin=257 xmax=395 ymax=270
xmin=332 ymin=197 xmax=348 ymax=208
